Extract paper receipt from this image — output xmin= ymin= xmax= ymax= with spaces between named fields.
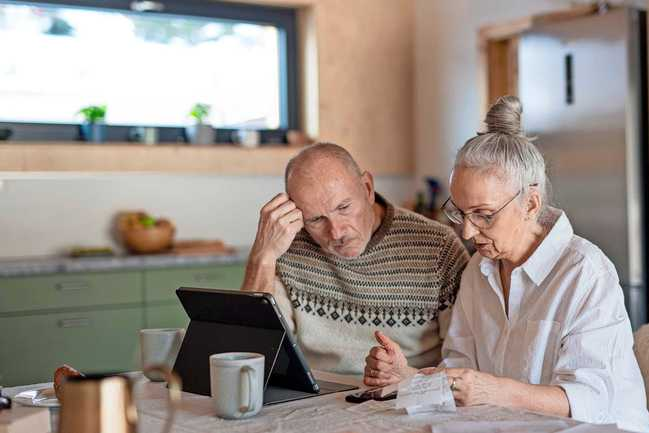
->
xmin=396 ymin=372 xmax=456 ymax=415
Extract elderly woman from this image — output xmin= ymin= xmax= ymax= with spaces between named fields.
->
xmin=364 ymin=96 xmax=649 ymax=432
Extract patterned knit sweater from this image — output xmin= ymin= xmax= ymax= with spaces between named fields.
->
xmin=273 ymin=194 xmax=469 ymax=375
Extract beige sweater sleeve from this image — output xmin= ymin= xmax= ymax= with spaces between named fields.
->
xmin=273 ymin=277 xmax=296 ymax=335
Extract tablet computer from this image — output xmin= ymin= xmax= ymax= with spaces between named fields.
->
xmin=173 ymin=287 xmax=357 ymax=405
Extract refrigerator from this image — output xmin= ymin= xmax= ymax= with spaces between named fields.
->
xmin=518 ymin=7 xmax=648 ymax=330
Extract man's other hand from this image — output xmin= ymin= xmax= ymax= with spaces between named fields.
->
xmin=363 ymin=331 xmax=414 ymax=386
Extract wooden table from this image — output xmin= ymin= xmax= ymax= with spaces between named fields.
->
xmin=4 ymin=372 xmax=630 ymax=433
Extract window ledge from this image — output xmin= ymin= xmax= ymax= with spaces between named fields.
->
xmin=0 ymin=142 xmax=304 ymax=174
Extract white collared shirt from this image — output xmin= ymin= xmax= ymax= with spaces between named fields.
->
xmin=441 ymin=208 xmax=649 ymax=432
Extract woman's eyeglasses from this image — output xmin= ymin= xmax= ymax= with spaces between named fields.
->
xmin=442 ymin=189 xmax=523 ymax=229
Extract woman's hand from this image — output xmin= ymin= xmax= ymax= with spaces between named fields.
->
xmin=423 ymin=367 xmax=503 ymax=406
xmin=363 ymin=331 xmax=416 ymax=386
xmin=421 ymin=367 xmax=570 ymax=418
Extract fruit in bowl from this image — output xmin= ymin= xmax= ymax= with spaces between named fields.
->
xmin=117 ymin=211 xmax=175 ymax=254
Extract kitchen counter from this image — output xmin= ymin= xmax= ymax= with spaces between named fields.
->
xmin=0 ymin=249 xmax=249 ymax=277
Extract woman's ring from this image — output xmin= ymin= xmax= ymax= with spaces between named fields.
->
xmin=450 ymin=377 xmax=458 ymax=391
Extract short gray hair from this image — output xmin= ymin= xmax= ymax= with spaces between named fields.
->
xmin=284 ymin=142 xmax=362 ymax=188
xmin=454 ymin=95 xmax=551 ymax=211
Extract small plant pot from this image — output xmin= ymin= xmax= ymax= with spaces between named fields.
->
xmin=185 ymin=124 xmax=214 ymax=145
xmin=79 ymin=122 xmax=106 ymax=143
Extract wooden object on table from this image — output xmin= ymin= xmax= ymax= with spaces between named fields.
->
xmin=53 ymin=365 xmax=83 ymax=402
xmin=0 ymin=406 xmax=50 ymax=433
xmin=171 ymin=240 xmax=236 ymax=256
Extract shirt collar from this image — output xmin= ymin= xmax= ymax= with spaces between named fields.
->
xmin=479 ymin=207 xmax=574 ymax=286
xmin=479 ymin=255 xmax=498 ymax=277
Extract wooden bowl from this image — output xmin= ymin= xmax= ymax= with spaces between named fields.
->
xmin=122 ymin=224 xmax=174 ymax=254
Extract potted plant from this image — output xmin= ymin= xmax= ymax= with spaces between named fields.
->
xmin=78 ymin=105 xmax=107 ymax=143
xmin=186 ymin=102 xmax=214 ymax=145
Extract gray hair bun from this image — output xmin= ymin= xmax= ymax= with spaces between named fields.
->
xmin=485 ymin=95 xmax=523 ymax=136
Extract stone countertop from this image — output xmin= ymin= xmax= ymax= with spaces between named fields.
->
xmin=0 ymin=249 xmax=249 ymax=278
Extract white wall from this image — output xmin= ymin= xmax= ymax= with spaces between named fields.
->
xmin=0 ymin=173 xmax=412 ymax=258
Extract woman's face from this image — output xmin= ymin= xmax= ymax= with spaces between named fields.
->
xmin=449 ymin=166 xmax=530 ymax=261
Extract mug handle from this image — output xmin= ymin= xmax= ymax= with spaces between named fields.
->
xmin=143 ymin=365 xmax=182 ymax=433
xmin=239 ymin=365 xmax=255 ymax=413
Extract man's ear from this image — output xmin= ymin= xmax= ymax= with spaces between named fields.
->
xmin=361 ymin=171 xmax=375 ymax=203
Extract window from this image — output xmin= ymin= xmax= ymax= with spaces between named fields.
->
xmin=0 ymin=0 xmax=298 ymax=141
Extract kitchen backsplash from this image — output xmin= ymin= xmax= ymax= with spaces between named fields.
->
xmin=0 ymin=173 xmax=413 ymax=258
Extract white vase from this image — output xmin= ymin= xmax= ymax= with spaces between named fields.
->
xmin=185 ymin=124 xmax=214 ymax=145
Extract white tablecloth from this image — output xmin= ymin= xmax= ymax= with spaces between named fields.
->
xmin=4 ymin=372 xmax=631 ymax=433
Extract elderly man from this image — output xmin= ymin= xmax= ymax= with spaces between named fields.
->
xmin=241 ymin=142 xmax=468 ymax=375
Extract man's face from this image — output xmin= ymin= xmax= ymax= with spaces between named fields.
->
xmin=287 ymin=160 xmax=376 ymax=259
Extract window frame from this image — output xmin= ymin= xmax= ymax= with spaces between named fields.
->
xmin=0 ymin=0 xmax=299 ymax=142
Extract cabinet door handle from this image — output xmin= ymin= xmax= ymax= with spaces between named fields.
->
xmin=55 ymin=281 xmax=91 ymax=292
xmin=58 ymin=318 xmax=91 ymax=328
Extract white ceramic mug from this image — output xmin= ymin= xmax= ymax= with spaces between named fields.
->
xmin=209 ymin=352 xmax=264 ymax=419
xmin=139 ymin=328 xmax=185 ymax=381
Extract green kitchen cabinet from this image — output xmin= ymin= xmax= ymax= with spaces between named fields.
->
xmin=144 ymin=304 xmax=190 ymax=330
xmin=142 ymin=264 xmax=245 ymax=328
xmin=0 ymin=307 xmax=143 ymax=387
xmin=0 ymin=271 xmax=142 ymax=314
xmin=0 ymin=262 xmax=246 ymax=387
xmin=144 ymin=264 xmax=245 ymax=303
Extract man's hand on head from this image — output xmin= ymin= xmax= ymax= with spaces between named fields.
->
xmin=250 ymin=193 xmax=304 ymax=265
xmin=242 ymin=193 xmax=303 ymax=293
